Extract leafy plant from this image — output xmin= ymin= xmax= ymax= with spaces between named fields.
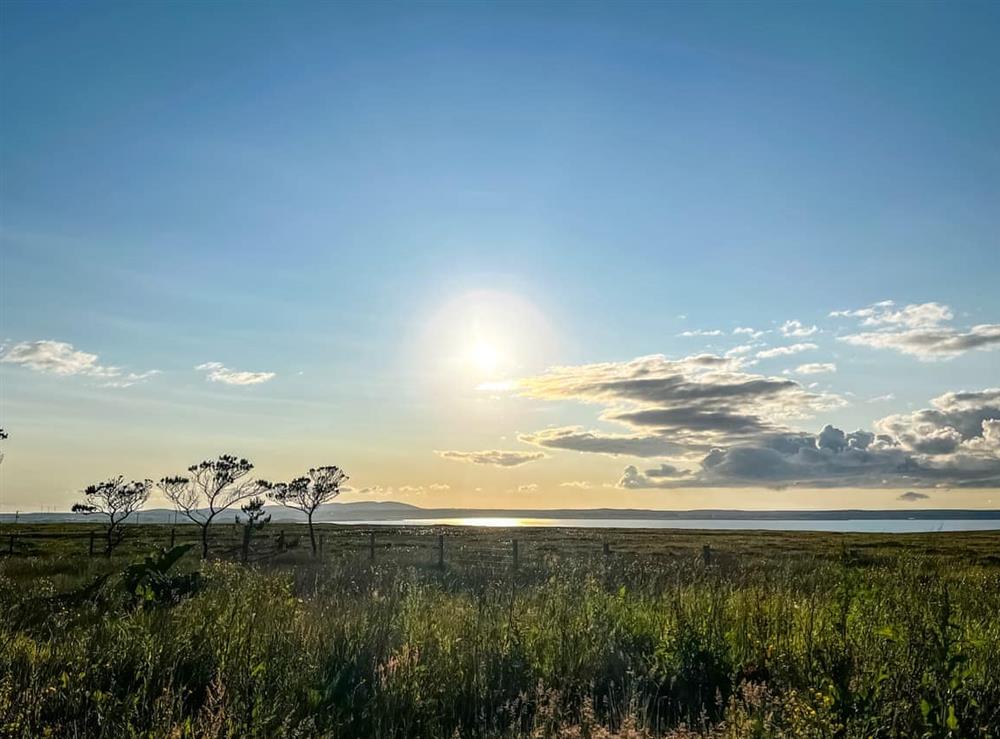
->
xmin=121 ymin=544 xmax=202 ymax=608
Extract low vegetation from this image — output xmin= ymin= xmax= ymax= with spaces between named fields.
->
xmin=0 ymin=524 xmax=998 ymax=738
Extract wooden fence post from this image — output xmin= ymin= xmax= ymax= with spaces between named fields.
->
xmin=437 ymin=534 xmax=444 ymax=569
xmin=702 ymin=544 xmax=712 ymax=565
xmin=319 ymin=534 xmax=325 ymax=555
xmin=169 ymin=528 xmax=176 ymax=548
xmin=8 ymin=534 xmax=14 ymax=556
xmin=278 ymin=530 xmax=285 ymax=553
xmin=89 ymin=531 xmax=95 ymax=556
xmin=369 ymin=531 xmax=376 ymax=561
xmin=512 ymin=538 xmax=519 ymax=571
xmin=603 ymin=542 xmax=611 ymax=557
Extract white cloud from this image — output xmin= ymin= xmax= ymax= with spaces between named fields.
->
xmin=866 ymin=393 xmax=896 ymax=403
xmin=559 ymin=481 xmax=591 ymax=489
xmin=832 ymin=301 xmax=999 ymax=360
xmin=733 ymin=327 xmax=766 ymax=339
xmin=831 ymin=300 xmax=952 ymax=329
xmin=725 ymin=343 xmax=758 ymax=357
xmin=0 ymin=340 xmax=158 ymax=387
xmin=516 ymin=483 xmax=539 ymax=493
xmin=780 ymin=320 xmax=818 ymax=338
xmin=786 ymin=362 xmax=837 ymax=375
xmin=195 ymin=361 xmax=276 ymax=386
xmin=678 ymin=329 xmax=723 ymax=337
xmin=756 ymin=343 xmax=817 ymax=359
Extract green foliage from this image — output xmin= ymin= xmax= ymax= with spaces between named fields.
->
xmin=121 ymin=544 xmax=202 ymax=608
xmin=0 ymin=527 xmax=998 ymax=737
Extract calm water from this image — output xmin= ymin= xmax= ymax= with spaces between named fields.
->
xmin=340 ymin=517 xmax=1000 ymax=533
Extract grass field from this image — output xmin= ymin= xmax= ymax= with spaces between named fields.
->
xmin=1 ymin=523 xmax=999 ymax=737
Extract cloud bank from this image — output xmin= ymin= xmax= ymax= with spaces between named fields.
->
xmin=513 ymin=351 xmax=999 ymax=489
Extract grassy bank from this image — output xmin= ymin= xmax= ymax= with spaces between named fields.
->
xmin=1 ymin=525 xmax=998 ymax=737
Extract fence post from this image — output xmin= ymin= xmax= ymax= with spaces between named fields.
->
xmin=437 ymin=534 xmax=445 ymax=569
xmin=89 ymin=531 xmax=95 ymax=556
xmin=603 ymin=542 xmax=611 ymax=557
xmin=319 ymin=534 xmax=325 ymax=555
xmin=278 ymin=530 xmax=285 ymax=553
xmin=169 ymin=528 xmax=176 ymax=548
xmin=369 ymin=531 xmax=376 ymax=561
xmin=512 ymin=538 xmax=519 ymax=571
xmin=7 ymin=534 xmax=14 ymax=556
xmin=702 ymin=544 xmax=712 ymax=565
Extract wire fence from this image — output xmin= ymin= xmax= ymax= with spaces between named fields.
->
xmin=0 ymin=524 xmax=717 ymax=569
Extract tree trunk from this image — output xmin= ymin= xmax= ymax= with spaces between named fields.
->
xmin=241 ymin=526 xmax=251 ymax=564
xmin=200 ymin=524 xmax=210 ymax=559
xmin=105 ymin=525 xmax=116 ymax=557
xmin=307 ymin=513 xmax=317 ymax=556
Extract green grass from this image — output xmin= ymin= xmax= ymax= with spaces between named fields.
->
xmin=0 ymin=523 xmax=998 ymax=737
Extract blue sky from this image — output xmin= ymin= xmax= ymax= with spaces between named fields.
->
xmin=1 ymin=1 xmax=998 ymax=511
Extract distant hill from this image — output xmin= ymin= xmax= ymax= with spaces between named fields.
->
xmin=1 ymin=501 xmax=998 ymax=524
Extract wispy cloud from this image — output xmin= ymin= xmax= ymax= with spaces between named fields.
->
xmin=839 ymin=325 xmax=1000 ymax=360
xmin=435 ymin=449 xmax=546 ymax=467
xmin=519 ymin=426 xmax=685 ymax=457
xmin=195 ymin=362 xmax=275 ymax=386
xmin=0 ymin=339 xmax=159 ymax=388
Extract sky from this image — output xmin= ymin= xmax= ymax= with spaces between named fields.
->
xmin=1 ymin=1 xmax=998 ymax=512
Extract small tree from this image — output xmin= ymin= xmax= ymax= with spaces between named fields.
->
xmin=267 ymin=465 xmax=348 ymax=555
xmin=236 ymin=496 xmax=270 ymax=563
xmin=72 ymin=476 xmax=151 ymax=555
xmin=158 ymin=455 xmax=264 ymax=558
xmin=0 ymin=428 xmax=7 ymax=464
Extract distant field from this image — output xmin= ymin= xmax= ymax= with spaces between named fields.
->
xmin=1 ymin=524 xmax=999 ymax=737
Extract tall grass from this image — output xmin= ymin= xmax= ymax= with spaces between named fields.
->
xmin=0 ymin=532 xmax=998 ymax=737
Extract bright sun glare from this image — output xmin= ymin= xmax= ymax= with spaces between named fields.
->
xmin=469 ymin=339 xmax=501 ymax=373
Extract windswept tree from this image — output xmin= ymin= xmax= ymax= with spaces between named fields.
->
xmin=0 ymin=428 xmax=7 ymax=464
xmin=159 ymin=455 xmax=265 ymax=558
xmin=267 ymin=465 xmax=348 ymax=555
xmin=236 ymin=496 xmax=271 ymax=564
xmin=72 ymin=476 xmax=151 ymax=555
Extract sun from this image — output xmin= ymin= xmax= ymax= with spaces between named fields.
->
xmin=468 ymin=339 xmax=501 ymax=374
